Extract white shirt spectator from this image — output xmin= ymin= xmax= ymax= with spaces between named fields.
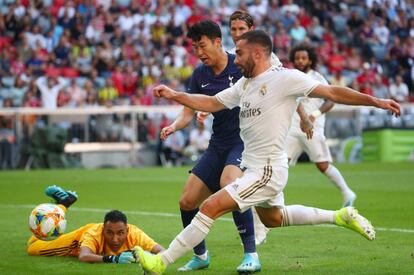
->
xmin=175 ymin=1 xmax=192 ymax=21
xmin=58 ymin=3 xmax=75 ymax=18
xmin=374 ymin=20 xmax=390 ymax=44
xmin=36 ymin=77 xmax=68 ymax=109
xmin=118 ymin=11 xmax=135 ymax=32
xmin=248 ymin=0 xmax=268 ymax=22
xmin=389 ymin=77 xmax=409 ymax=102
xmin=189 ymin=126 xmax=211 ymax=152
xmin=281 ymin=0 xmax=300 ymax=15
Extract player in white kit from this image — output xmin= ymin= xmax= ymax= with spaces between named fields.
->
xmin=287 ymin=43 xmax=357 ymax=207
xmin=196 ymin=10 xmax=283 ymax=245
xmin=134 ymin=30 xmax=401 ymax=275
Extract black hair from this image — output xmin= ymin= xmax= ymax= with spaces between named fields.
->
xmin=239 ymin=30 xmax=272 ymax=56
xmin=187 ymin=20 xmax=222 ymax=42
xmin=289 ymin=43 xmax=318 ymax=70
xmin=104 ymin=210 xmax=127 ymax=224
xmin=229 ymin=10 xmax=254 ymax=28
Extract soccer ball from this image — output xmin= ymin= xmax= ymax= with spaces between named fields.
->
xmin=29 ymin=203 xmax=67 ymax=240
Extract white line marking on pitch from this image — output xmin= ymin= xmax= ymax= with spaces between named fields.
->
xmin=3 ymin=204 xmax=414 ymax=234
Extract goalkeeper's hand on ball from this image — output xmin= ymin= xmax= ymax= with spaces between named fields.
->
xmin=104 ymin=251 xmax=136 ymax=263
xmin=114 ymin=251 xmax=136 ymax=264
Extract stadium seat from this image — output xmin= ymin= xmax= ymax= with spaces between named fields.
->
xmin=402 ymin=106 xmax=414 ymax=128
xmin=1 ymin=76 xmax=15 ymax=87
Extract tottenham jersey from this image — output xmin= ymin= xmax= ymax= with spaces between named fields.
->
xmin=188 ymin=53 xmax=243 ymax=148
xmin=290 ymin=70 xmax=329 ymax=134
xmin=216 ymin=66 xmax=319 ymax=168
xmin=228 ymin=47 xmax=283 ymax=67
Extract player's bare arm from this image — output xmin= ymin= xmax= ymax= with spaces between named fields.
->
xmin=310 ymin=100 xmax=334 ymax=123
xmin=296 ymin=102 xmax=313 ymax=139
xmin=153 ymin=85 xmax=227 ymax=113
xmin=310 ymin=85 xmax=401 ymax=116
xmin=78 ymin=246 xmax=106 ymax=263
xmin=161 ymin=107 xmax=195 ymax=141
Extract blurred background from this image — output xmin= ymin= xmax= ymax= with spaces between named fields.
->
xmin=0 ymin=0 xmax=413 ymax=170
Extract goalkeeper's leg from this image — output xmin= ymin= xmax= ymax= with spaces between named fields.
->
xmin=27 ymin=224 xmax=93 ymax=256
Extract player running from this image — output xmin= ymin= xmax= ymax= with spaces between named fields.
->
xmin=159 ymin=20 xmax=261 ymax=273
xmin=133 ymin=30 xmax=400 ymax=274
xmin=287 ymin=43 xmax=357 ymax=206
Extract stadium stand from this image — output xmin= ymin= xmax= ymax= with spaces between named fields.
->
xmin=0 ymin=0 xmax=413 ymax=168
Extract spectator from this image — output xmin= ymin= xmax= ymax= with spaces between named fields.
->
xmin=161 ymin=130 xmax=185 ymax=167
xmin=66 ymin=79 xmax=87 ymax=107
xmin=184 ymin=121 xmax=211 ymax=160
xmin=372 ymin=75 xmax=390 ymax=99
xmin=389 ymin=75 xmax=409 ymax=102
xmin=289 ymin=19 xmax=307 ymax=44
xmin=330 ymin=71 xmax=348 ymax=87
xmin=36 ymin=76 xmax=67 ymax=109
xmin=98 ymin=78 xmax=118 ymax=105
xmin=0 ymin=98 xmax=15 ymax=169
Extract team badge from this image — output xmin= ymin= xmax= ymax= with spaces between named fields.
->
xmin=228 ymin=75 xmax=234 ymax=87
xmin=259 ymin=85 xmax=267 ymax=96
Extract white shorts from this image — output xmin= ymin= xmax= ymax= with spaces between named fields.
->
xmin=286 ymin=132 xmax=332 ymax=166
xmin=224 ymin=165 xmax=288 ymax=213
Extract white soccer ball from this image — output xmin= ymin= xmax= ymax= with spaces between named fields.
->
xmin=29 ymin=203 xmax=67 ymax=241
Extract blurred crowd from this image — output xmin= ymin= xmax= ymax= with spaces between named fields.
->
xmin=0 ymin=0 xmax=413 ymax=110
xmin=1 ymin=0 xmax=414 ymax=168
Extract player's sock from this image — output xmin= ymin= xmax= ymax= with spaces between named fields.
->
xmin=282 ymin=205 xmax=334 ymax=226
xmin=324 ymin=164 xmax=354 ymax=195
xmin=232 ymin=209 xmax=256 ymax=253
xmin=180 ymin=208 xmax=206 ymax=256
xmin=162 ymin=212 xmax=214 ymax=265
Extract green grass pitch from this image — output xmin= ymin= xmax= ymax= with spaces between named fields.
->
xmin=0 ymin=162 xmax=413 ymax=274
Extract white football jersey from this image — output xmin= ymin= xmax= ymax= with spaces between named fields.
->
xmin=290 ymin=69 xmax=328 ymax=134
xmin=228 ymin=47 xmax=283 ymax=67
xmin=216 ymin=66 xmax=319 ymax=168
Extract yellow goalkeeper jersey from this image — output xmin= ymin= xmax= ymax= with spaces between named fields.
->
xmin=28 ymin=223 xmax=158 ymax=257
xmin=79 ymin=223 xmax=157 ymax=255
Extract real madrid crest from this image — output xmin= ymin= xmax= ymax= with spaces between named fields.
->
xmin=259 ymin=85 xmax=267 ymax=96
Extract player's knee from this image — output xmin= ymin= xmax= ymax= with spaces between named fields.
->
xmin=179 ymin=196 xmax=199 ymax=211
xmin=199 ymin=198 xmax=220 ymax=219
xmin=261 ymin=211 xmax=283 ymax=228
xmin=316 ymin=162 xmax=329 ymax=173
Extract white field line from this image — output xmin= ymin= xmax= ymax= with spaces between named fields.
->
xmin=4 ymin=204 xmax=414 ymax=234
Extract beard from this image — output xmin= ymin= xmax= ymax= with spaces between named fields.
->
xmin=295 ymin=63 xmax=311 ymax=73
xmin=239 ymin=56 xmax=255 ymax=78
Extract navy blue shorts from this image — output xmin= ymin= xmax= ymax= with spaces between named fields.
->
xmin=191 ymin=143 xmax=244 ymax=193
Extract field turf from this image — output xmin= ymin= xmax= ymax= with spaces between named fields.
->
xmin=0 ymin=162 xmax=413 ymax=274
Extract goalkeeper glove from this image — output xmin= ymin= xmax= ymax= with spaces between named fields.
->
xmin=103 ymin=251 xmax=136 ymax=264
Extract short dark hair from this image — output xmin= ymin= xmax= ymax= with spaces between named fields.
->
xmin=239 ymin=30 xmax=272 ymax=56
xmin=104 ymin=210 xmax=127 ymax=225
xmin=229 ymin=11 xmax=254 ymax=28
xmin=289 ymin=43 xmax=318 ymax=70
xmin=187 ymin=20 xmax=222 ymax=42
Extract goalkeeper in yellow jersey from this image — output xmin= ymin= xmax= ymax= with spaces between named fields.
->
xmin=27 ymin=185 xmax=164 ymax=263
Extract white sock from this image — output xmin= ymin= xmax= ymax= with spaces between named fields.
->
xmin=324 ymin=165 xmax=353 ymax=195
xmin=161 ymin=212 xmax=214 ymax=265
xmin=282 ymin=205 xmax=334 ymax=226
xmin=196 ymin=251 xmax=208 ymax=260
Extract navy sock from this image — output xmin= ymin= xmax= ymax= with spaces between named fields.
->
xmin=232 ymin=209 xmax=256 ymax=253
xmin=180 ymin=208 xmax=206 ymax=255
